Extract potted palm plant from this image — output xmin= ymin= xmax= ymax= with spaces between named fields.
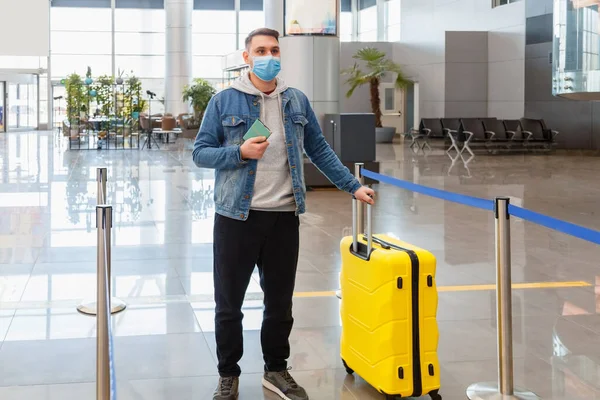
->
xmin=342 ymin=47 xmax=411 ymax=143
xmin=182 ymin=78 xmax=216 ymax=124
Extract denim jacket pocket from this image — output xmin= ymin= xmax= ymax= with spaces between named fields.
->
xmin=290 ymin=114 xmax=308 ymax=141
xmin=222 ymin=115 xmax=247 ymax=145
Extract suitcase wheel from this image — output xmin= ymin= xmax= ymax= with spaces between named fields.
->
xmin=429 ymin=389 xmax=442 ymax=400
xmin=341 ymin=359 xmax=354 ymax=375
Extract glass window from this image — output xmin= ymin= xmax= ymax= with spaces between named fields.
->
xmin=359 ymin=0 xmax=376 ymax=9
xmin=116 ymin=0 xmax=164 ymax=8
xmin=385 ymin=0 xmax=400 ymax=27
xmin=358 ymin=30 xmax=377 ymax=42
xmin=115 ymin=9 xmax=165 ymax=32
xmin=115 ymin=32 xmax=166 ymax=55
xmin=340 ymin=11 xmax=352 ymax=42
xmin=52 ymin=55 xmax=112 ymax=78
xmin=491 ymin=0 xmax=521 ymax=7
xmin=239 ymin=10 xmax=265 ymax=34
xmin=387 ymin=25 xmax=400 ymax=42
xmin=341 ymin=0 xmax=351 ymax=12
xmin=28 ymin=82 xmax=39 ymax=128
xmin=116 ymin=55 xmax=165 ymax=78
xmin=192 ymin=10 xmax=236 ymax=33
xmin=39 ymin=75 xmax=49 ymax=125
xmin=193 ymin=33 xmax=237 ymax=55
xmin=52 ymin=31 xmax=112 ymax=55
xmin=359 ymin=5 xmax=377 ymax=35
xmin=51 ymin=7 xmax=112 ymax=31
xmin=385 ymin=0 xmax=401 ymax=42
xmin=384 ymin=87 xmax=394 ymax=111
xmin=139 ymin=78 xmax=164 ymax=96
xmin=241 ymin=0 xmax=262 ymax=10
xmin=140 ymin=78 xmax=165 ymax=113
xmin=193 ymin=56 xmax=225 ymax=78
xmin=194 ymin=0 xmax=234 ymax=10
xmin=52 ymin=0 xmax=110 ymax=7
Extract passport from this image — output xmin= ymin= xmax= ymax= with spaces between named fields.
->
xmin=243 ymin=119 xmax=272 ymax=141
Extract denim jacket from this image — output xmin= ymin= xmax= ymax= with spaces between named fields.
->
xmin=192 ymin=86 xmax=361 ymax=221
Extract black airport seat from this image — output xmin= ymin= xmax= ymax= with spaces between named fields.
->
xmin=441 ymin=118 xmax=466 ymax=155
xmin=520 ymin=118 xmax=559 ymax=147
xmin=406 ymin=117 xmax=558 ymax=155
xmin=441 ymin=118 xmax=461 ymax=137
xmin=420 ymin=118 xmax=446 ymax=139
xmin=503 ymin=119 xmax=522 ymax=136
xmin=460 ymin=118 xmax=490 ymax=142
xmin=407 ymin=118 xmax=446 ymax=151
xmin=483 ymin=118 xmax=515 ymax=141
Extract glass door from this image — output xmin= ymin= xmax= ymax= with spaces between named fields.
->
xmin=8 ymin=83 xmax=19 ymax=130
xmin=6 ymin=79 xmax=39 ymax=131
xmin=0 ymin=82 xmax=5 ymax=132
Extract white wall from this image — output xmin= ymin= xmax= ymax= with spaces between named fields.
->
xmin=0 ymin=0 xmax=50 ymax=58
xmin=395 ymin=0 xmax=525 ymax=119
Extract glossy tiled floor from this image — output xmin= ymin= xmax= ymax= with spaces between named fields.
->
xmin=1 ymin=131 xmax=600 ymax=399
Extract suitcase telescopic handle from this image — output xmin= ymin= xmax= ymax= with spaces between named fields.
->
xmin=352 ymin=197 xmax=372 ymax=256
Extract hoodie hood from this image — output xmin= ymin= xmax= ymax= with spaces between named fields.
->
xmin=231 ymin=72 xmax=288 ymax=96
xmin=231 ymin=73 xmax=288 ymax=122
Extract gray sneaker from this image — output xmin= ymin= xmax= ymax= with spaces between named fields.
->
xmin=213 ymin=376 xmax=239 ymax=400
xmin=262 ymin=369 xmax=309 ymax=400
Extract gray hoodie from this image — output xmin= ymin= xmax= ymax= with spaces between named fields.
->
xmin=231 ymin=73 xmax=296 ymax=212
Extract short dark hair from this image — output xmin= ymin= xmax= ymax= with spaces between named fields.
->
xmin=245 ymin=28 xmax=280 ymax=50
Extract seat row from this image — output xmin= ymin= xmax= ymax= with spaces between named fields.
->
xmin=409 ymin=117 xmax=559 ymax=156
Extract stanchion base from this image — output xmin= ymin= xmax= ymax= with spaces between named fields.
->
xmin=77 ymin=298 xmax=127 ymax=315
xmin=467 ymin=383 xmax=541 ymax=400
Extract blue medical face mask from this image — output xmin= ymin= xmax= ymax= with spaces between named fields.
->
xmin=251 ymin=55 xmax=281 ymax=82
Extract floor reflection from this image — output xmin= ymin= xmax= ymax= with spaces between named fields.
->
xmin=1 ymin=132 xmax=600 ymax=399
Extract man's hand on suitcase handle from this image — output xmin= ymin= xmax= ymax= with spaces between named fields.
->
xmin=354 ymin=186 xmax=375 ymax=205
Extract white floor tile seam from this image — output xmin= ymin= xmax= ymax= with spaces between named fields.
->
xmin=1 ymin=284 xmax=590 ymax=311
xmin=0 ymin=310 xmax=16 ymax=353
xmin=0 ymin=292 xmax=271 ymax=310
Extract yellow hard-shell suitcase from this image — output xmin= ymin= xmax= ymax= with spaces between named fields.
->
xmin=339 ymin=200 xmax=441 ymax=400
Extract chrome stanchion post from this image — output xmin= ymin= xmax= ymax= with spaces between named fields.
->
xmin=97 ymin=167 xmax=107 ymax=204
xmin=355 ymin=163 xmax=365 ymax=235
xmin=337 ymin=163 xmax=365 ymax=300
xmin=466 ymin=197 xmax=540 ymax=400
xmin=497 ymin=197 xmax=514 ymax=394
xmin=96 ymin=206 xmax=111 ymax=400
xmin=77 ymin=168 xmax=127 ymax=316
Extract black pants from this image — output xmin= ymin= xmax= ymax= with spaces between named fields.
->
xmin=213 ymin=210 xmax=300 ymax=377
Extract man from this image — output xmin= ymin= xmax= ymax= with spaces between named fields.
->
xmin=192 ymin=28 xmax=375 ymax=400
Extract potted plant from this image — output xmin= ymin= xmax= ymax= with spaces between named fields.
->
xmin=85 ymin=66 xmax=93 ymax=86
xmin=65 ymin=73 xmax=85 ymax=135
xmin=342 ymin=47 xmax=411 ymax=143
xmin=182 ymin=78 xmax=216 ymax=125
xmin=125 ymin=74 xmax=144 ymax=119
xmin=93 ymin=75 xmax=115 ymax=117
xmin=116 ymin=68 xmax=124 ymax=85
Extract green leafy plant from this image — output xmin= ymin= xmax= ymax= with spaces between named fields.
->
xmin=93 ymin=75 xmax=115 ymax=117
xmin=65 ymin=73 xmax=85 ymax=122
xmin=125 ymin=74 xmax=146 ymax=116
xmin=342 ymin=47 xmax=411 ymax=128
xmin=182 ymin=78 xmax=216 ymax=122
